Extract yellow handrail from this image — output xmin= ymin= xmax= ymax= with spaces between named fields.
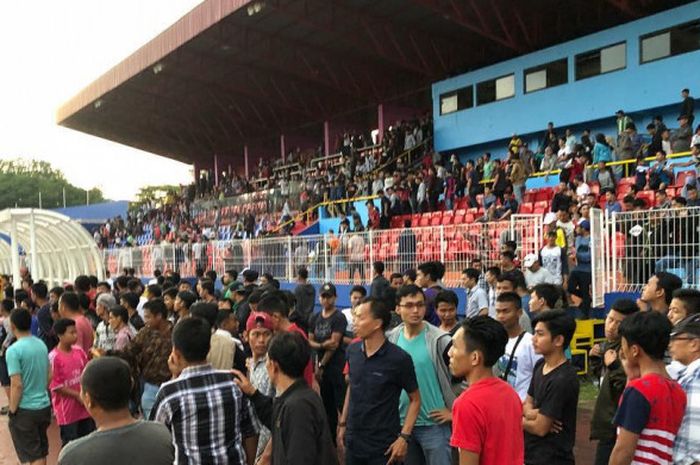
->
xmin=479 ymin=149 xmax=693 ymax=184
xmin=272 ymin=194 xmax=381 ymax=233
xmin=370 ymin=138 xmax=432 ymax=177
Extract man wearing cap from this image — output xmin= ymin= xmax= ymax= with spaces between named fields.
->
xmin=670 ymin=314 xmax=700 ymax=464
xmin=309 ymin=283 xmax=348 ymax=440
xmin=245 ymin=312 xmax=276 ymax=460
xmin=673 ymin=114 xmax=693 ymax=153
xmin=523 ymin=254 xmax=557 ymax=290
xmin=567 ymin=220 xmax=592 ymax=315
xmin=544 ymin=211 xmax=567 ymax=249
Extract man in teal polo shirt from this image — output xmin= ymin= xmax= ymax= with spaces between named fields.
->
xmin=387 ymin=285 xmax=456 ymax=465
xmin=6 ymin=308 xmax=51 ymax=465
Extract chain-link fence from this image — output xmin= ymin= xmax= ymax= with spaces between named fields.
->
xmin=103 ymin=215 xmax=543 ymax=286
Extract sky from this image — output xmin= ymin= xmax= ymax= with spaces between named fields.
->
xmin=0 ymin=1 xmax=205 ymax=201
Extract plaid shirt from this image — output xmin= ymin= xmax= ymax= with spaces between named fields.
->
xmin=151 ymin=364 xmax=257 ymax=465
xmin=674 ymin=358 xmax=700 ymax=465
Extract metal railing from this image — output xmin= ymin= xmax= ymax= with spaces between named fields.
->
xmin=103 ymin=214 xmax=543 ymax=286
xmin=591 ymin=206 xmax=700 ymax=297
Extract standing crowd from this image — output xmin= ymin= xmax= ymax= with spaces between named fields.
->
xmin=0 ymin=259 xmax=699 ymax=465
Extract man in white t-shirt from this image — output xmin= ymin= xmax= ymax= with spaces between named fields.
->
xmin=523 ymin=254 xmax=558 ymax=290
xmin=492 ymin=292 xmax=541 ymax=401
xmin=539 ymin=231 xmax=568 ymax=286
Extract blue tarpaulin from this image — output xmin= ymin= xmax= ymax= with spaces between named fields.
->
xmin=52 ymin=201 xmax=128 ymax=227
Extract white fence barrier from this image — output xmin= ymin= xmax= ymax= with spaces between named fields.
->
xmin=592 ymin=206 xmax=700 ymax=297
xmin=103 ymin=215 xmax=543 ymax=287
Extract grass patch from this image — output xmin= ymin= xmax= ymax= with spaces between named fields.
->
xmin=579 ymin=377 xmax=599 ymax=403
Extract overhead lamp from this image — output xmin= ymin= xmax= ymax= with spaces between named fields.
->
xmin=247 ymin=1 xmax=265 ymax=16
xmin=152 ymin=62 xmax=164 ymax=74
xmin=94 ymin=99 xmax=103 ymax=109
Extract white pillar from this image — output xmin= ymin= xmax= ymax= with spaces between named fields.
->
xmin=29 ymin=210 xmax=38 ymax=280
xmin=10 ymin=214 xmax=20 ymax=290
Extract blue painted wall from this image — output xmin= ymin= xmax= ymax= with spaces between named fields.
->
xmin=432 ymin=2 xmax=700 ymax=155
xmin=318 ymin=199 xmax=381 ymax=234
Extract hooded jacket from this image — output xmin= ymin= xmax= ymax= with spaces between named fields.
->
xmin=386 ymin=322 xmax=458 ymax=409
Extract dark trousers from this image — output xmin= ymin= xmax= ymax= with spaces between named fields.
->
xmin=568 ymin=270 xmax=592 ymax=315
xmin=594 ymin=437 xmax=615 ymax=465
xmin=346 ymin=452 xmax=387 ymax=465
xmin=349 ymin=262 xmax=365 ymax=281
xmin=320 ymin=368 xmax=346 ymax=444
xmin=60 ymin=417 xmax=96 ymax=447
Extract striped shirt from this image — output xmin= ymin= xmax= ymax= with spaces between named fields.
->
xmin=673 ymin=358 xmax=700 ymax=465
xmin=151 ymin=364 xmax=257 ymax=465
xmin=614 ymin=373 xmax=686 ymax=465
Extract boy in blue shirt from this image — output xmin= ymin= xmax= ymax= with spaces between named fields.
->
xmin=6 ymin=308 xmax=51 ymax=464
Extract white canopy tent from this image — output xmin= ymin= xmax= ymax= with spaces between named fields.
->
xmin=0 ymin=209 xmax=104 ymax=288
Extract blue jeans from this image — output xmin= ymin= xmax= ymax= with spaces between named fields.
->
xmin=141 ymin=381 xmax=160 ymax=420
xmin=405 ymin=423 xmax=452 ymax=465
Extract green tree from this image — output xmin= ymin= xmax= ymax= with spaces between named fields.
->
xmin=130 ymin=185 xmax=181 ymax=212
xmin=0 ymin=159 xmax=106 ymax=209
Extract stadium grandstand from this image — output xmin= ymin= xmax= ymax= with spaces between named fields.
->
xmin=53 ymin=0 xmax=698 ymax=306
xmin=1 ymin=1 xmax=699 ymax=464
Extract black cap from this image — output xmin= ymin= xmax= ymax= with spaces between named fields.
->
xmin=671 ymin=315 xmax=700 ymax=338
xmin=234 ymin=287 xmax=252 ymax=297
xmin=320 ymin=282 xmax=337 ymax=297
xmin=242 ymin=269 xmax=259 ymax=282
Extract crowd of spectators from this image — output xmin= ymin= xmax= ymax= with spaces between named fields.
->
xmin=4 ymin=249 xmax=700 ymax=465
xmin=96 ymin=116 xmax=433 ymax=249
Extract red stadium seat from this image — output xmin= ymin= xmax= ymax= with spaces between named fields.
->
xmin=535 ymin=188 xmax=553 ymax=203
xmin=637 ymin=190 xmax=655 ymax=208
xmin=519 ymin=203 xmax=533 ymax=214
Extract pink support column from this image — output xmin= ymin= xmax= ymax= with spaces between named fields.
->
xmin=323 ymin=121 xmax=331 ymax=157
xmin=214 ymin=154 xmax=219 ymax=186
xmin=244 ymin=145 xmax=249 ymax=178
xmin=377 ymin=103 xmax=385 ymax=144
xmin=280 ymin=134 xmax=286 ymax=162
xmin=193 ymin=161 xmax=201 ymax=184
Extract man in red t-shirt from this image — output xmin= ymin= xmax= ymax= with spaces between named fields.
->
xmin=448 ymin=316 xmax=524 ymax=465
xmin=258 ymin=291 xmax=315 ymax=388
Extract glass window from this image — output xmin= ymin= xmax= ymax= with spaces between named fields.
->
xmin=600 ymin=43 xmax=626 ymax=73
xmin=440 ymin=95 xmax=458 ymax=115
xmin=439 ymin=86 xmax=473 ymax=115
xmin=495 ymin=75 xmax=515 ymax=100
xmin=524 ymin=58 xmax=568 ymax=93
xmin=575 ymin=42 xmax=626 ymax=80
xmin=476 ymin=74 xmax=514 ymax=105
xmin=641 ymin=32 xmax=670 ymax=62
xmin=641 ymin=20 xmax=700 ymax=63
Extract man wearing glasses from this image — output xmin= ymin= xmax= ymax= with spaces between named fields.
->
xmin=670 ymin=311 xmax=700 ymax=464
xmin=387 ymin=285 xmax=455 ymax=465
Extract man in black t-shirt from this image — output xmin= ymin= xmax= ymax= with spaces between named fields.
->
xmin=308 ymin=283 xmax=348 ymax=442
xmin=523 ymin=310 xmax=579 ymax=465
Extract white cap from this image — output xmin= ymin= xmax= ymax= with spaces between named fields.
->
xmin=543 ymin=212 xmax=558 ymax=225
xmin=523 ymin=253 xmax=538 ymax=268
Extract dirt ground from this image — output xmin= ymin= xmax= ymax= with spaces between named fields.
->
xmin=0 ymin=391 xmax=598 ymax=465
